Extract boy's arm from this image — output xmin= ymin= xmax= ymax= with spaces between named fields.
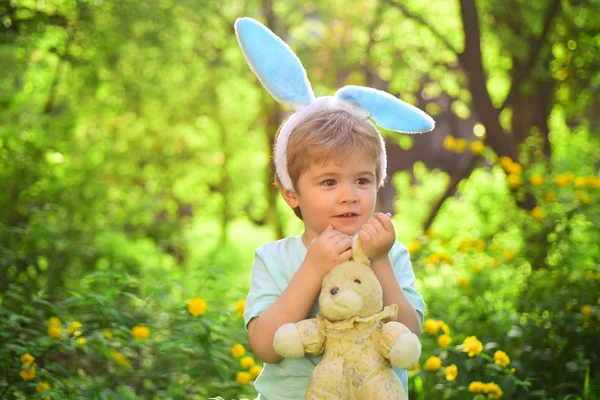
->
xmin=371 ymin=256 xmax=421 ymax=335
xmin=248 ymin=227 xmax=353 ymax=364
xmin=248 ymin=260 xmax=322 ymax=363
xmin=360 ymin=213 xmax=423 ymax=335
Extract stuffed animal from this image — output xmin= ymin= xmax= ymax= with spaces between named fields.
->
xmin=272 ymin=238 xmax=421 ymax=400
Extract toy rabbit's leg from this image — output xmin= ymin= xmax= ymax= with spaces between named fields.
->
xmin=359 ymin=369 xmax=407 ymax=400
xmin=306 ymin=358 xmax=350 ymax=400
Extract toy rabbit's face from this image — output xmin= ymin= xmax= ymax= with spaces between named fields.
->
xmin=319 ymin=262 xmax=383 ymax=321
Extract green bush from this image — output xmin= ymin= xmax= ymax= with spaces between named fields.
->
xmin=0 ymin=269 xmax=260 ymax=400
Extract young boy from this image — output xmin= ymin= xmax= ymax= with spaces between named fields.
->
xmin=243 ymin=107 xmax=425 ymax=400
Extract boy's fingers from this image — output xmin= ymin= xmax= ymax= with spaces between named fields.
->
xmin=362 ymin=223 xmax=378 ymax=237
xmin=338 ymin=248 xmax=352 ymax=262
xmin=369 ymin=218 xmax=385 ymax=233
xmin=374 ymin=212 xmax=394 ymax=231
xmin=333 ymin=235 xmax=352 ymax=248
xmin=359 ymin=229 xmax=372 ymax=241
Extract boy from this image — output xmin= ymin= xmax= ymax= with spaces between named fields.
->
xmin=235 ymin=17 xmax=433 ymax=399
xmin=244 ymin=108 xmax=425 ymax=400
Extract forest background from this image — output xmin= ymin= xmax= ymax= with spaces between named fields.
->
xmin=1 ymin=0 xmax=599 ymax=399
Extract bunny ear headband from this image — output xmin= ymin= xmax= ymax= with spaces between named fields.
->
xmin=234 ymin=17 xmax=435 ymax=191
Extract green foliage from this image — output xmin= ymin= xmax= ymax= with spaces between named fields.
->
xmin=0 ymin=269 xmax=259 ymax=399
xmin=2 ymin=0 xmax=599 ymax=399
xmin=397 ymin=122 xmax=600 ymax=399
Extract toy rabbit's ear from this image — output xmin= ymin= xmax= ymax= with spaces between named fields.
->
xmin=335 ymin=86 xmax=435 ymax=133
xmin=235 ymin=17 xmax=315 ymax=110
xmin=352 ymin=235 xmax=370 ymax=266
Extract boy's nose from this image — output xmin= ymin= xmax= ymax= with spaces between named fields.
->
xmin=340 ymin=184 xmax=358 ymax=203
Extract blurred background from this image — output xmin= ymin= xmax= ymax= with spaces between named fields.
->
xmin=1 ymin=0 xmax=599 ymax=398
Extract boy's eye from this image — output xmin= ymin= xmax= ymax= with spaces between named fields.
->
xmin=322 ymin=179 xmax=336 ymax=187
xmin=356 ymin=178 xmax=371 ymax=185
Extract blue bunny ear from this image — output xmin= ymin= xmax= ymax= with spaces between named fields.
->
xmin=335 ymin=86 xmax=435 ymax=133
xmin=235 ymin=17 xmax=314 ymax=110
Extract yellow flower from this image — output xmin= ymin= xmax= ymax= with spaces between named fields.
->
xmin=439 ymin=321 xmax=450 ymax=334
xmin=507 ymin=162 xmax=522 ymax=175
xmin=20 ymin=366 xmax=36 ymax=381
xmin=131 ymin=325 xmax=150 ymax=340
xmin=458 ymin=277 xmax=469 ymax=288
xmin=424 ymin=356 xmax=442 ymax=371
xmin=531 ymin=206 xmax=543 ymax=221
xmin=406 ymin=240 xmax=421 ymax=254
xmin=76 ymin=337 xmax=87 ymax=345
xmin=49 ymin=317 xmax=61 ymax=327
xmin=250 ymin=365 xmax=263 ymax=379
xmin=454 ymin=138 xmax=467 ymax=153
xmin=503 ymin=250 xmax=515 ymax=261
xmin=20 ymin=353 xmax=35 ymax=367
xmin=236 ymin=299 xmax=246 ymax=318
xmin=240 ymin=356 xmax=255 ymax=369
xmin=103 ymin=330 xmax=113 ymax=340
xmin=426 ymin=254 xmax=440 ymax=265
xmin=438 ymin=334 xmax=452 ymax=349
xmin=462 ymin=336 xmax=483 ymax=357
xmin=445 ymin=364 xmax=458 ymax=381
xmin=587 ymin=175 xmax=600 ymax=188
xmin=544 ymin=190 xmax=556 ymax=202
xmin=581 ymin=305 xmax=591 ymax=315
xmin=556 ymin=174 xmax=570 ymax=187
xmin=423 ymin=319 xmax=441 ymax=335
xmin=469 ymin=381 xmax=503 ymax=398
xmin=231 ymin=343 xmax=245 ymax=358
xmin=110 ymin=348 xmax=131 ymax=367
xmin=178 ymin=379 xmax=184 ymax=384
xmin=494 ymin=350 xmax=511 ymax=367
xmin=471 ymin=140 xmax=484 ymax=154
xmin=443 ymin=135 xmax=456 ymax=150
xmin=531 ymin=173 xmax=544 ymax=186
xmin=68 ymin=321 xmax=83 ymax=336
xmin=507 ymin=173 xmax=521 ymax=189
xmin=575 ymin=177 xmax=587 ymax=188
xmin=582 ymin=196 xmax=592 ymax=205
xmin=48 ymin=325 xmax=62 ymax=339
xmin=499 ymin=156 xmax=513 ymax=171
xmin=475 ymin=240 xmax=486 ymax=251
xmin=188 ymin=298 xmax=207 ymax=317
xmin=409 ymin=362 xmax=420 ymax=372
xmin=37 ymin=381 xmax=50 ymax=393
xmin=236 ymin=371 xmax=252 ymax=384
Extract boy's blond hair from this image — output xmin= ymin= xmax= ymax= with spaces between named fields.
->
xmin=274 ymin=108 xmax=384 ymax=219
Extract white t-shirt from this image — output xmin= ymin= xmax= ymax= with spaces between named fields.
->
xmin=244 ymin=235 xmax=425 ymax=400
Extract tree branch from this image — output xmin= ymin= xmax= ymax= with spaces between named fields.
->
xmin=423 ymin=154 xmax=480 ymax=231
xmin=384 ymin=0 xmax=459 ymax=56
xmin=500 ymin=0 xmax=561 ymax=112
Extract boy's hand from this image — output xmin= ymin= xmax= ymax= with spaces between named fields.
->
xmin=359 ymin=212 xmax=395 ymax=262
xmin=304 ymin=225 xmax=353 ymax=278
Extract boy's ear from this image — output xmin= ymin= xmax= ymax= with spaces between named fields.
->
xmin=280 ymin=187 xmax=299 ymax=208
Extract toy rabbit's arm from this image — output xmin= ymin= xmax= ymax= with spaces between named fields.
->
xmin=273 ymin=318 xmax=325 ymax=359
xmin=374 ymin=321 xmax=421 ymax=369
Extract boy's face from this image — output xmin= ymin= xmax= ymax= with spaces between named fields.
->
xmin=282 ymin=151 xmax=377 ymax=245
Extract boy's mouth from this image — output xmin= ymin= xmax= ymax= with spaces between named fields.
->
xmin=335 ymin=213 xmax=359 ymax=218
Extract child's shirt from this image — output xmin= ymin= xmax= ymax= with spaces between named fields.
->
xmin=244 ymin=235 xmax=425 ymax=400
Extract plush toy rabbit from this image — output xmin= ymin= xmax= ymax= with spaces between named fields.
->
xmin=272 ymin=237 xmax=421 ymax=400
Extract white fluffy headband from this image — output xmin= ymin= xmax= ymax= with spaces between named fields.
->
xmin=234 ymin=17 xmax=435 ymax=191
